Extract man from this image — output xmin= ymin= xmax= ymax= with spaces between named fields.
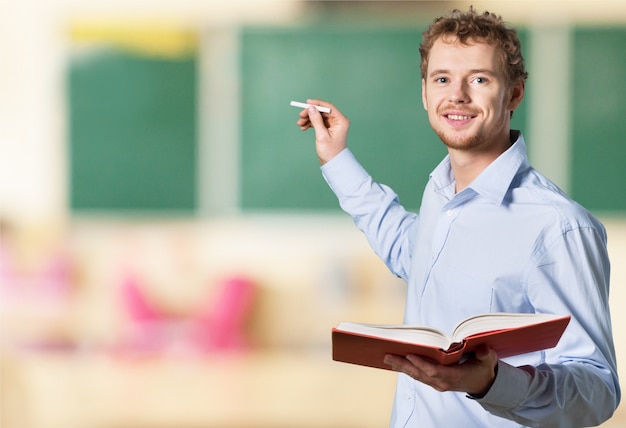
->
xmin=295 ymin=7 xmax=620 ymax=428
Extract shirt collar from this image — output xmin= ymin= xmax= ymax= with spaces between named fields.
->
xmin=430 ymin=131 xmax=529 ymax=205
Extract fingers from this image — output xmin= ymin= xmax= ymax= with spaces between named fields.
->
xmin=385 ymin=354 xmax=452 ymax=392
xmin=293 ymin=98 xmax=349 ymax=164
xmin=295 ymin=111 xmax=324 ymax=132
xmin=296 ymin=109 xmax=312 ymax=130
xmin=474 ymin=344 xmax=494 ymax=360
xmin=384 ymin=354 xmax=430 ymax=378
xmin=471 ymin=345 xmax=498 ymax=370
xmin=295 ymin=100 xmax=333 ymax=131
xmin=306 ymin=105 xmax=328 ymax=137
xmin=384 ymin=349 xmax=498 ymax=395
xmin=306 ymin=98 xmax=333 ymax=113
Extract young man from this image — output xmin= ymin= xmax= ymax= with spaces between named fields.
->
xmin=296 ymin=8 xmax=620 ymax=428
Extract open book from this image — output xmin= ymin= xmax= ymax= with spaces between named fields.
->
xmin=332 ymin=313 xmax=571 ymax=369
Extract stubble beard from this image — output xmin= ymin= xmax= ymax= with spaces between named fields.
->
xmin=435 ymin=128 xmax=483 ymax=151
xmin=433 ymin=110 xmax=510 ymax=153
xmin=432 ymin=105 xmax=484 ymax=151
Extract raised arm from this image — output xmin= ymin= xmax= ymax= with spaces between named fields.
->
xmin=296 ymin=99 xmax=418 ymax=280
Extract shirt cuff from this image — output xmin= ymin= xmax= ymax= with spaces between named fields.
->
xmin=320 ymin=148 xmax=371 ymax=197
xmin=470 ymin=361 xmax=530 ymax=407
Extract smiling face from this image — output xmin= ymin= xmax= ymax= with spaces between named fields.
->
xmin=422 ymin=37 xmax=524 ymax=155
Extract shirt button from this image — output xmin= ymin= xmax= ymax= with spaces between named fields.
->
xmin=447 ymin=209 xmax=453 ymax=216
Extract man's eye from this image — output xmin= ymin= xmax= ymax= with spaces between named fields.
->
xmin=435 ymin=77 xmax=448 ymax=83
xmin=475 ymin=77 xmax=488 ymax=84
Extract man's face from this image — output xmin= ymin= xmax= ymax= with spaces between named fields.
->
xmin=422 ymin=37 xmax=523 ymax=153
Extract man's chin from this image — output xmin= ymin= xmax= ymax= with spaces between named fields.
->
xmin=437 ymin=131 xmax=480 ymax=151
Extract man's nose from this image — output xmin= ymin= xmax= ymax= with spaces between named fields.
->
xmin=449 ymin=81 xmax=470 ymax=103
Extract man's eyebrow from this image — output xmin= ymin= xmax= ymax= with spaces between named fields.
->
xmin=428 ymin=68 xmax=498 ymax=78
xmin=428 ymin=69 xmax=449 ymax=78
xmin=469 ymin=69 xmax=497 ymax=76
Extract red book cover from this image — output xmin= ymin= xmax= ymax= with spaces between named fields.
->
xmin=332 ymin=313 xmax=571 ymax=369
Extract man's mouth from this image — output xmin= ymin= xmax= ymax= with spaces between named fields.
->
xmin=446 ymin=114 xmax=474 ymax=121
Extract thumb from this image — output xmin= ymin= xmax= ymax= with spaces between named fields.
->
xmin=475 ymin=345 xmax=490 ymax=358
xmin=307 ymin=106 xmax=329 ymax=137
xmin=474 ymin=345 xmax=498 ymax=365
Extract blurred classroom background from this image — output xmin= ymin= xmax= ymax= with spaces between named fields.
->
xmin=1 ymin=0 xmax=625 ymax=427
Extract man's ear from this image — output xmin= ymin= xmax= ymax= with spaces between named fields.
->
xmin=507 ymin=79 xmax=525 ymax=112
xmin=421 ymin=78 xmax=428 ymax=111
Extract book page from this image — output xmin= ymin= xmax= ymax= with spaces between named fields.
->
xmin=451 ymin=313 xmax=564 ymax=342
xmin=335 ymin=322 xmax=453 ymax=349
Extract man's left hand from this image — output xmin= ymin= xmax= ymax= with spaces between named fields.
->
xmin=383 ymin=345 xmax=498 ymax=397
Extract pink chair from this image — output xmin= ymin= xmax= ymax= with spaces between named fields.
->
xmin=117 ymin=273 xmax=256 ymax=355
xmin=193 ymin=276 xmax=256 ymax=351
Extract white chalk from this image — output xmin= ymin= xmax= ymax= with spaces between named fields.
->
xmin=290 ymin=101 xmax=332 ymax=114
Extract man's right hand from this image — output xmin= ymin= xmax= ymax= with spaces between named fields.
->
xmin=296 ymin=99 xmax=350 ymax=165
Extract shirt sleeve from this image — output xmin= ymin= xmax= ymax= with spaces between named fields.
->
xmin=321 ymin=148 xmax=418 ymax=281
xmin=474 ymin=225 xmax=621 ymax=427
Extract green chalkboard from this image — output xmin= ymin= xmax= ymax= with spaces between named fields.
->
xmin=571 ymin=28 xmax=626 ymax=212
xmin=240 ymin=26 xmax=527 ymax=211
xmin=69 ymin=49 xmax=197 ymax=212
xmin=240 ymin=26 xmax=439 ymax=211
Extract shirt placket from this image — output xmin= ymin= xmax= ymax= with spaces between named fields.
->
xmin=419 ymin=193 xmax=471 ymax=307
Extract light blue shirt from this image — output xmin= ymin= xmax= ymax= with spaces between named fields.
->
xmin=321 ymin=133 xmax=620 ymax=427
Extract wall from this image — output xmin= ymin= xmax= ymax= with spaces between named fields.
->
xmin=3 ymin=0 xmax=626 ymax=221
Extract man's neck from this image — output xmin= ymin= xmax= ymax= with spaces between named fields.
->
xmin=449 ymin=136 xmax=514 ymax=193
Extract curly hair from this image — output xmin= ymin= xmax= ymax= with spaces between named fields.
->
xmin=419 ymin=7 xmax=528 ymax=86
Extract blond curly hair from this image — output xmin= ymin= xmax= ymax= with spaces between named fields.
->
xmin=419 ymin=7 xmax=528 ymax=86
